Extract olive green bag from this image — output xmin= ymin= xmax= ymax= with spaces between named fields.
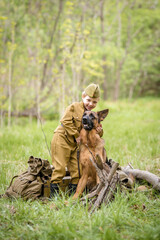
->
xmin=3 ymin=156 xmax=52 ymax=200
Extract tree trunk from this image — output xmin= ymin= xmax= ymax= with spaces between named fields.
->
xmin=114 ymin=0 xmax=121 ymax=101
xmin=40 ymin=0 xmax=63 ymax=90
xmin=36 ymin=67 xmax=40 ymax=128
xmin=138 ymin=71 xmax=147 ymax=96
xmin=114 ymin=62 xmax=121 ymax=101
xmin=128 ymin=74 xmax=140 ymax=99
xmin=58 ymin=64 xmax=65 ymax=119
xmin=8 ymin=48 xmax=14 ymax=127
xmin=0 ymin=109 xmax=3 ymax=128
xmin=100 ymin=0 xmax=108 ymax=100
xmin=71 ymin=58 xmax=76 ymax=103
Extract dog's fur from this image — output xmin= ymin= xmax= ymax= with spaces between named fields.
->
xmin=73 ymin=109 xmax=109 ymax=199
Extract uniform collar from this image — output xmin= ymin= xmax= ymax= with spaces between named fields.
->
xmin=80 ymin=101 xmax=85 ymax=111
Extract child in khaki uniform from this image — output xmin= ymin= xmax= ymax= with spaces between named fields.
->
xmin=50 ymin=83 xmax=103 ymax=197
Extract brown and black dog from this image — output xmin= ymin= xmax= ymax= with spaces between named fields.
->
xmin=73 ymin=109 xmax=109 ymax=199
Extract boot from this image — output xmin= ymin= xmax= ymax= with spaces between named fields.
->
xmin=68 ymin=183 xmax=77 ymax=196
xmin=50 ymin=183 xmax=59 ymax=198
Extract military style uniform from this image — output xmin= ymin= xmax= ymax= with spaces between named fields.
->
xmin=51 ymin=101 xmax=85 ymax=185
xmin=50 ymin=83 xmax=101 ymax=197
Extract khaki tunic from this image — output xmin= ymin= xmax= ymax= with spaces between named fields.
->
xmin=51 ymin=101 xmax=85 ymax=184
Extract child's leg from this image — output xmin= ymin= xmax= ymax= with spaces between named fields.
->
xmin=68 ymin=148 xmax=81 ymax=185
xmin=51 ymin=133 xmax=71 ymax=183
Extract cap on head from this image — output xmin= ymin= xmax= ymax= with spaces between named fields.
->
xmin=84 ymin=83 xmax=100 ymax=98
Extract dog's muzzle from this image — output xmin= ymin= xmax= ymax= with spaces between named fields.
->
xmin=82 ymin=115 xmax=94 ymax=130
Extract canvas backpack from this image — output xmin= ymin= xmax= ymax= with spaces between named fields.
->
xmin=3 ymin=156 xmax=52 ymax=200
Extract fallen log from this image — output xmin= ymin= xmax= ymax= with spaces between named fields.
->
xmin=122 ymin=166 xmax=160 ymax=191
xmin=2 ymin=110 xmax=38 ymax=118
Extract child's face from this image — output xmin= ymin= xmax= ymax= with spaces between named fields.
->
xmin=82 ymin=95 xmax=99 ymax=111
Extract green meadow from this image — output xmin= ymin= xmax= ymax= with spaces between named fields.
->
xmin=0 ymin=98 xmax=160 ymax=240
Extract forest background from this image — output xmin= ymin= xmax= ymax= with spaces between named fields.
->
xmin=0 ymin=0 xmax=160 ymax=126
xmin=0 ymin=2 xmax=160 ymax=239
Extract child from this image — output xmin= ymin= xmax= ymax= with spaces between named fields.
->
xmin=50 ymin=83 xmax=103 ymax=197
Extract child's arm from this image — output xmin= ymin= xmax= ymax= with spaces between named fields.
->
xmin=60 ymin=104 xmax=80 ymax=140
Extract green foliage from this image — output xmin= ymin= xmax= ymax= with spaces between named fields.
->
xmin=0 ymin=0 xmax=160 ymax=119
xmin=0 ymin=98 xmax=160 ymax=239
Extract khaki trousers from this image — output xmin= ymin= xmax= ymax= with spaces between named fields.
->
xmin=51 ymin=132 xmax=80 ymax=184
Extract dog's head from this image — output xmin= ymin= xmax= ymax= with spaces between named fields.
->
xmin=82 ymin=109 xmax=109 ymax=130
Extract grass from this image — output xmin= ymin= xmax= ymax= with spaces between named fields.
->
xmin=0 ymin=97 xmax=160 ymax=240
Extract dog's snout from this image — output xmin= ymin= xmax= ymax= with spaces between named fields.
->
xmin=82 ymin=114 xmax=94 ymax=130
xmin=83 ymin=119 xmax=87 ymax=124
xmin=82 ymin=116 xmax=88 ymax=124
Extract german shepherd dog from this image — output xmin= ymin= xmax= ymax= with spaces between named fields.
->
xmin=73 ymin=109 xmax=109 ymax=199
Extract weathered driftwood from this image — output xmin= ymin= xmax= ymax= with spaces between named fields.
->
xmin=81 ymin=155 xmax=160 ymax=212
xmin=81 ymin=154 xmax=119 ymax=213
xmin=122 ymin=166 xmax=160 ymax=191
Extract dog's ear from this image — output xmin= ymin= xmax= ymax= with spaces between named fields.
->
xmin=97 ymin=109 xmax=109 ymax=122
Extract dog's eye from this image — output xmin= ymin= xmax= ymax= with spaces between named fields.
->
xmin=83 ymin=113 xmax=87 ymax=117
xmin=90 ymin=113 xmax=95 ymax=119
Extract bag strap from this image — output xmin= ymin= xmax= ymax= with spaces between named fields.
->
xmin=77 ymin=148 xmax=81 ymax=179
xmin=7 ymin=171 xmax=28 ymax=188
xmin=8 ymin=175 xmax=19 ymax=188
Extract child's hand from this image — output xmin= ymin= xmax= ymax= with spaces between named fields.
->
xmin=76 ymin=136 xmax=81 ymax=144
xmin=96 ymin=124 xmax=102 ymax=134
xmin=96 ymin=127 xmax=102 ymax=133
